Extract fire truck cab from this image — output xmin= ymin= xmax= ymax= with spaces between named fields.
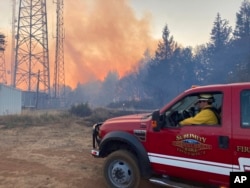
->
xmin=91 ymin=83 xmax=250 ymax=188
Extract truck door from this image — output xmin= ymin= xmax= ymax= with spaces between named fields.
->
xmin=231 ymin=87 xmax=250 ymax=172
xmin=148 ymin=89 xmax=233 ymax=186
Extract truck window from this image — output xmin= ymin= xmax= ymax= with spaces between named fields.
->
xmin=164 ymin=92 xmax=223 ymax=127
xmin=241 ymin=90 xmax=250 ymax=127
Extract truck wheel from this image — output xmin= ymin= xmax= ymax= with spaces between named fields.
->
xmin=103 ymin=150 xmax=140 ymax=188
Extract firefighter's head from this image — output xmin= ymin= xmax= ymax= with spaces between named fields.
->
xmin=197 ymin=94 xmax=215 ymax=106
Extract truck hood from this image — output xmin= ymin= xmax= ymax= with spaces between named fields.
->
xmin=99 ymin=112 xmax=153 ymax=136
xmin=104 ymin=113 xmax=152 ymax=124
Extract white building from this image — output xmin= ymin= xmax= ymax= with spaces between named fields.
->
xmin=0 ymin=84 xmax=22 ymax=115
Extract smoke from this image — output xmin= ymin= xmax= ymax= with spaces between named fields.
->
xmin=64 ymin=0 xmax=157 ymax=88
xmin=0 ymin=0 xmax=158 ymax=88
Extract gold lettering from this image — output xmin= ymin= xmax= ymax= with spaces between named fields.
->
xmin=237 ymin=146 xmax=250 ymax=153
xmin=183 ymin=134 xmax=189 ymax=139
xmin=201 ymin=137 xmax=206 ymax=143
xmin=176 ymin=148 xmax=207 ymax=156
xmin=181 ymin=134 xmax=206 ymax=143
xmin=176 ymin=135 xmax=182 ymax=141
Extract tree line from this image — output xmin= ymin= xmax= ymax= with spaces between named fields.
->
xmin=65 ymin=0 xmax=250 ymax=109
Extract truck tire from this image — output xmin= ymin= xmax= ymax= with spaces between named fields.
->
xmin=103 ymin=150 xmax=140 ymax=188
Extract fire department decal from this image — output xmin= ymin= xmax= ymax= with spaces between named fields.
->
xmin=172 ymin=133 xmax=212 ymax=156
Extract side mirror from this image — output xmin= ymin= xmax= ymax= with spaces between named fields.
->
xmin=151 ymin=110 xmax=161 ymax=131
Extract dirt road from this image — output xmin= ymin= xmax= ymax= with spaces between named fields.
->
xmin=0 ymin=121 xmax=164 ymax=188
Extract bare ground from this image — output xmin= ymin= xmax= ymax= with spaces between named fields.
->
xmin=0 ymin=121 xmax=165 ymax=188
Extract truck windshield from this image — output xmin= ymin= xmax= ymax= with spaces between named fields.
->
xmin=170 ymin=95 xmax=198 ymax=112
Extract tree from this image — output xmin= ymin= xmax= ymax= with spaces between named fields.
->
xmin=154 ymin=24 xmax=178 ymax=61
xmin=210 ymin=13 xmax=232 ymax=49
xmin=234 ymin=0 xmax=250 ymax=39
xmin=97 ymin=71 xmax=119 ymax=105
xmin=228 ymin=0 xmax=250 ymax=83
xmin=202 ymin=13 xmax=234 ymax=84
xmin=171 ymin=47 xmax=196 ymax=88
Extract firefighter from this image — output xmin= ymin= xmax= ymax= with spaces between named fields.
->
xmin=179 ymin=94 xmax=220 ymax=125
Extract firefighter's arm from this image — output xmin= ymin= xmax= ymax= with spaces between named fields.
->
xmin=179 ymin=110 xmax=212 ymax=125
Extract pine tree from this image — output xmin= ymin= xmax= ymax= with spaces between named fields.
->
xmin=234 ymin=0 xmax=250 ymax=39
xmin=210 ymin=13 xmax=232 ymax=49
xmin=154 ymin=24 xmax=177 ymax=61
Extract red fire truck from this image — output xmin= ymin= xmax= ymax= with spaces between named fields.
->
xmin=91 ymin=83 xmax=250 ymax=188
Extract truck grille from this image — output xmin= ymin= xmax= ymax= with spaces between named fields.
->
xmin=92 ymin=123 xmax=102 ymax=149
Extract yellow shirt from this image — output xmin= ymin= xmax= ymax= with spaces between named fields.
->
xmin=180 ymin=106 xmax=218 ymax=125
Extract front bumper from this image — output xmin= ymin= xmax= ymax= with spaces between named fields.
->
xmin=91 ymin=123 xmax=102 ymax=157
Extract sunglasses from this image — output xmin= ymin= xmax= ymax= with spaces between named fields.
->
xmin=198 ymin=100 xmax=207 ymax=103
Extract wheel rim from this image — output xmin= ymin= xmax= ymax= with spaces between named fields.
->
xmin=108 ymin=159 xmax=132 ymax=187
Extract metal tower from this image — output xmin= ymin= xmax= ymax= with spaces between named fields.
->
xmin=14 ymin=0 xmax=50 ymax=94
xmin=0 ymin=33 xmax=7 ymax=84
xmin=53 ymin=0 xmax=65 ymax=99
xmin=11 ymin=0 xmax=17 ymax=87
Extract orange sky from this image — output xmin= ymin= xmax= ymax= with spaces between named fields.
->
xmin=0 ymin=0 xmax=158 ymax=89
xmin=63 ymin=0 xmax=158 ymax=88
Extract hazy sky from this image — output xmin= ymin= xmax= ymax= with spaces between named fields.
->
xmin=130 ymin=0 xmax=243 ymax=46
xmin=0 ymin=0 xmax=245 ymax=87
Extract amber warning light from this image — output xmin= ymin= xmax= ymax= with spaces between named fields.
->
xmin=191 ymin=85 xmax=200 ymax=88
xmin=151 ymin=121 xmax=157 ymax=128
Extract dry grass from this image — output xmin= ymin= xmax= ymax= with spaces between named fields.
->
xmin=0 ymin=109 xmax=75 ymax=128
xmin=0 ymin=108 xmax=140 ymax=129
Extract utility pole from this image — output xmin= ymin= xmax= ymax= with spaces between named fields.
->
xmin=14 ymin=0 xmax=50 ymax=94
xmin=0 ymin=33 xmax=7 ymax=84
xmin=53 ymin=0 xmax=65 ymax=101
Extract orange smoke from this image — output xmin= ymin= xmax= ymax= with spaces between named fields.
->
xmin=64 ymin=0 xmax=158 ymax=88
